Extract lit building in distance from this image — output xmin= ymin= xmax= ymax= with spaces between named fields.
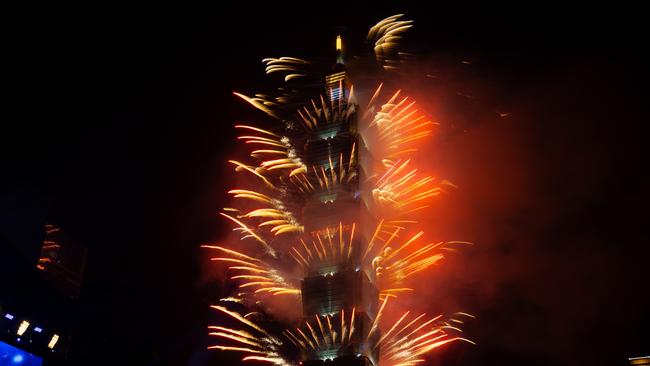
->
xmin=36 ymin=224 xmax=87 ymax=299
xmin=1 ymin=223 xmax=86 ymax=365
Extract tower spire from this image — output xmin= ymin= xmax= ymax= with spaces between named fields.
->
xmin=336 ymin=35 xmax=344 ymax=65
xmin=326 ymin=35 xmax=348 ymax=103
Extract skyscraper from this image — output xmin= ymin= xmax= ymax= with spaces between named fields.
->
xmin=207 ymin=14 xmax=472 ymax=366
xmin=298 ymin=36 xmax=378 ymax=365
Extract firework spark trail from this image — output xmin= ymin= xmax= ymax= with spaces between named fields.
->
xmin=203 ymin=245 xmax=300 ymax=298
xmin=378 ymin=311 xmax=475 ymax=366
xmin=279 ymin=299 xmax=474 ymax=365
xmin=205 ymin=13 xmax=474 ymax=365
xmin=207 ymin=305 xmax=292 ymax=365
xmin=289 ymin=222 xmax=360 ymax=270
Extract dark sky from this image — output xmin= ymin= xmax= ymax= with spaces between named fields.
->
xmin=2 ymin=2 xmax=648 ymax=366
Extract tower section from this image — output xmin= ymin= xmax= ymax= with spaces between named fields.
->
xmin=298 ymin=36 xmax=379 ymax=365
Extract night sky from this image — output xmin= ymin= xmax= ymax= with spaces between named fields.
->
xmin=2 ymin=3 xmax=648 ymax=366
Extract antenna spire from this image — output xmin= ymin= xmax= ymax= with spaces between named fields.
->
xmin=335 ymin=35 xmax=344 ymax=65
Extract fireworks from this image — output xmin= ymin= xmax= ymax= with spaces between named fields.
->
xmin=205 ymin=14 xmax=474 ymax=365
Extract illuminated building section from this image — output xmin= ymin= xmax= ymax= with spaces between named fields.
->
xmin=47 ymin=334 xmax=59 ymax=349
xmin=298 ymin=36 xmax=378 ymax=366
xmin=17 ymin=321 xmax=30 ymax=336
xmin=1 ymin=310 xmax=62 ymax=362
xmin=36 ymin=224 xmax=87 ymax=299
xmin=1 ymin=223 xmax=74 ymax=363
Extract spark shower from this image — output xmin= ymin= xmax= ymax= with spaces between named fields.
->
xmin=203 ymin=14 xmax=475 ymax=366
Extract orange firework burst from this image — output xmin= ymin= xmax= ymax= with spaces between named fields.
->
xmin=204 ymin=14 xmax=474 ymax=365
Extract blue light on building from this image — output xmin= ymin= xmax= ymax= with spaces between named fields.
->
xmin=0 ymin=340 xmax=43 ymax=366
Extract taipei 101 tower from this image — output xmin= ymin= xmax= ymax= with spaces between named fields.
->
xmin=205 ymin=14 xmax=473 ymax=366
xmin=298 ymin=35 xmax=379 ymax=365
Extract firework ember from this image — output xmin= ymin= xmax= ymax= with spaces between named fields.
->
xmin=205 ymin=14 xmax=474 ymax=365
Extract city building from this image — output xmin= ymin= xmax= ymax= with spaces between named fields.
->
xmin=297 ymin=36 xmax=378 ymax=366
xmin=1 ymin=223 xmax=86 ymax=365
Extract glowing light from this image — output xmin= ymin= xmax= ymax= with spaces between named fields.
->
xmin=336 ymin=35 xmax=342 ymax=51
xmin=48 ymin=334 xmax=59 ymax=349
xmin=4 ymin=313 xmax=14 ymax=320
xmin=17 ymin=321 xmax=29 ymax=336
